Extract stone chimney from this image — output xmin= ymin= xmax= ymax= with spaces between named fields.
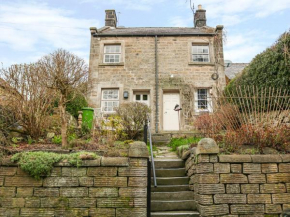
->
xmin=105 ymin=10 xmax=117 ymax=27
xmin=194 ymin=5 xmax=207 ymax=27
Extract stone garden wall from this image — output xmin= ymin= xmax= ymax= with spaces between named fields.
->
xmin=0 ymin=142 xmax=149 ymax=217
xmin=184 ymin=138 xmax=290 ymax=217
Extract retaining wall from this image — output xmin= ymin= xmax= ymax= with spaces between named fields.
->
xmin=184 ymin=139 xmax=290 ymax=217
xmin=0 ymin=142 xmax=149 ymax=217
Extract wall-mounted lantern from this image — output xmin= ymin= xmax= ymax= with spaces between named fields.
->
xmin=123 ymin=91 xmax=129 ymax=99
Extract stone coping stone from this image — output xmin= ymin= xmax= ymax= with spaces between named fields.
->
xmin=196 ymin=138 xmax=219 ymax=155
xmin=1 ymin=157 xmax=134 ymax=167
xmin=129 ymin=141 xmax=149 ymax=158
xmin=251 ymin=155 xmax=282 ymax=163
xmin=101 ymin=157 xmax=129 ymax=167
xmin=218 ymin=154 xmax=288 ymax=163
xmin=219 ymin=155 xmax=252 ymax=163
xmin=1 ymin=141 xmax=149 ymax=166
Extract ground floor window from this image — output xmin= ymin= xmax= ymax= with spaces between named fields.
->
xmin=134 ymin=92 xmax=150 ymax=106
xmin=101 ymin=89 xmax=119 ymax=112
xmin=195 ymin=88 xmax=212 ymax=112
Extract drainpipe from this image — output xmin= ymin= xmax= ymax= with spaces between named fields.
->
xmin=155 ymin=35 xmax=159 ymax=133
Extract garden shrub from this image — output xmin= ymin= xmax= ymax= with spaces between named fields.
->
xmin=11 ymin=151 xmax=98 ymax=179
xmin=222 ymin=124 xmax=290 ymax=153
xmin=168 ymin=137 xmax=201 ymax=151
xmin=101 ymin=115 xmax=127 ymax=142
xmin=54 ymin=93 xmax=88 ymax=119
xmin=115 ymin=102 xmax=151 ymax=140
xmin=52 ymin=135 xmax=62 ymax=144
xmin=226 ymin=30 xmax=290 ymax=92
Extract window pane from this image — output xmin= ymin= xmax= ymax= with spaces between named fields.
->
xmin=104 ymin=45 xmax=121 ymax=54
xmin=192 ymin=54 xmax=209 ymax=62
xmin=197 ymin=89 xmax=208 ymax=110
xmin=115 ymin=55 xmax=120 ymax=62
xmin=136 ymin=95 xmax=141 ymax=100
xmin=203 ymin=46 xmax=209 ymax=54
xmin=143 ymin=95 xmax=148 ymax=100
xmin=192 ymin=46 xmax=198 ymax=54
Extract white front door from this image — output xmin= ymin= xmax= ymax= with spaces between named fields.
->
xmin=163 ymin=93 xmax=180 ymax=131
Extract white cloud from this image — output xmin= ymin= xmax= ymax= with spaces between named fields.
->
xmin=169 ymin=16 xmax=192 ymax=27
xmin=224 ymin=30 xmax=274 ymax=62
xmin=0 ymin=2 xmax=100 ymax=63
xmin=81 ymin=0 xmax=166 ymax=11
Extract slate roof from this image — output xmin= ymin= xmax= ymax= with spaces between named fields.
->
xmin=225 ymin=63 xmax=249 ymax=80
xmin=96 ymin=26 xmax=216 ymax=36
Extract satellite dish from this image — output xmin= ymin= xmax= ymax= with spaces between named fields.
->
xmin=224 ymin=60 xmax=232 ymax=67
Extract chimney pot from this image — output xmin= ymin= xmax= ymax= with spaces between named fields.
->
xmin=105 ymin=9 xmax=117 ymax=27
xmin=194 ymin=5 xmax=207 ymax=27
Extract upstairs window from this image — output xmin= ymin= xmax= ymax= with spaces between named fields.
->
xmin=192 ymin=45 xmax=210 ymax=62
xmin=101 ymin=89 xmax=119 ymax=113
xmin=104 ymin=45 xmax=121 ymax=63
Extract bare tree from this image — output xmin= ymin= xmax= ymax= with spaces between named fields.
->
xmin=38 ymin=49 xmax=89 ymax=148
xmin=0 ymin=64 xmax=55 ymax=138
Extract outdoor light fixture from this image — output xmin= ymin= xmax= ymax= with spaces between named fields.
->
xmin=123 ymin=91 xmax=129 ymax=99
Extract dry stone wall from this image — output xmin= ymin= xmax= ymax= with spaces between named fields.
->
xmin=0 ymin=143 xmax=149 ymax=217
xmin=184 ymin=138 xmax=290 ymax=217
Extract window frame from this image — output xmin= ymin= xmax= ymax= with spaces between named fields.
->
xmin=194 ymin=88 xmax=212 ymax=112
xmin=99 ymin=40 xmax=125 ymax=66
xmin=133 ymin=92 xmax=150 ymax=106
xmin=103 ymin=44 xmax=121 ymax=63
xmin=101 ymin=89 xmax=119 ymax=113
xmin=191 ymin=44 xmax=210 ymax=63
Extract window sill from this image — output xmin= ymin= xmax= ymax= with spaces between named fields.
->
xmin=99 ymin=62 xmax=124 ymax=66
xmin=194 ymin=110 xmax=212 ymax=115
xmin=188 ymin=62 xmax=215 ymax=66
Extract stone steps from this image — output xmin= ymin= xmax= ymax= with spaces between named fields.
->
xmin=150 ymin=156 xmax=199 ymax=216
xmin=154 ymin=168 xmax=186 ymax=177
xmin=154 ymin=159 xmax=185 ymax=168
xmin=151 ymin=184 xmax=190 ymax=192
xmin=151 ymin=200 xmax=197 ymax=211
xmin=151 ymin=211 xmax=200 ymax=217
xmin=151 ymin=177 xmax=189 ymax=185
xmin=152 ymin=191 xmax=194 ymax=200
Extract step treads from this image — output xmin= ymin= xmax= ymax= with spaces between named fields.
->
xmin=151 ymin=191 xmax=194 ymax=200
xmin=151 ymin=200 xmax=197 ymax=211
xmin=151 ymin=211 xmax=200 ymax=217
xmin=151 ymin=177 xmax=189 ymax=185
xmin=151 ymin=185 xmax=190 ymax=192
xmin=153 ymin=159 xmax=185 ymax=168
xmin=153 ymin=168 xmax=186 ymax=177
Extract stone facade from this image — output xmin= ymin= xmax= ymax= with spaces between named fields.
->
xmin=88 ymin=9 xmax=226 ymax=132
xmin=0 ymin=143 xmax=149 ymax=217
xmin=183 ymin=139 xmax=290 ymax=216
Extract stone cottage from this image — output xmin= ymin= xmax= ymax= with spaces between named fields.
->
xmin=88 ymin=5 xmax=226 ymax=133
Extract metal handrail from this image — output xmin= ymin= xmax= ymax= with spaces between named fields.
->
xmin=147 ymin=116 xmax=157 ymax=187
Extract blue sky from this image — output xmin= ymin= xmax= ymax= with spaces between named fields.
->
xmin=0 ymin=0 xmax=290 ymax=67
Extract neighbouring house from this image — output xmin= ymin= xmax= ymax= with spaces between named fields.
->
xmin=88 ymin=5 xmax=226 ymax=132
xmin=224 ymin=63 xmax=249 ymax=84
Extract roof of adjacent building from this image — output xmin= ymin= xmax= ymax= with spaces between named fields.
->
xmin=96 ymin=26 xmax=216 ymax=36
xmin=225 ymin=63 xmax=249 ymax=80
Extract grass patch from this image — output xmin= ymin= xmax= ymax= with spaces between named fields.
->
xmin=168 ymin=137 xmax=201 ymax=151
xmin=11 ymin=151 xmax=98 ymax=179
xmin=147 ymin=144 xmax=158 ymax=157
